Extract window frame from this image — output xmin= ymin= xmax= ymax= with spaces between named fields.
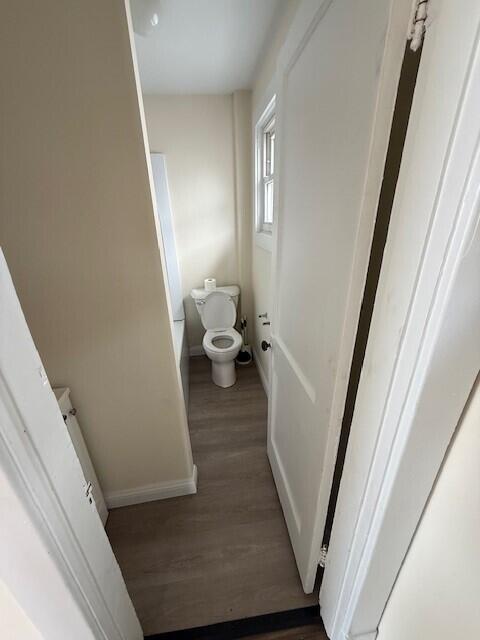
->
xmin=254 ymin=95 xmax=276 ymax=251
xmin=262 ymin=114 xmax=275 ymax=233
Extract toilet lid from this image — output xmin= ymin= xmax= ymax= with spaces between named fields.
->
xmin=201 ymin=291 xmax=236 ymax=330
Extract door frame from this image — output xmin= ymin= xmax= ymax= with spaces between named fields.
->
xmin=320 ymin=5 xmax=480 ymax=638
xmin=268 ymin=0 xmax=415 ymax=592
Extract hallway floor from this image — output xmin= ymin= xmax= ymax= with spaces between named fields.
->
xmin=255 ymin=626 xmax=326 ymax=639
xmin=106 ymin=357 xmax=317 ymax=635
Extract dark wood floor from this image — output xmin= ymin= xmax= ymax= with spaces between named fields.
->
xmin=255 ymin=625 xmax=327 ymax=639
xmin=106 ymin=357 xmax=317 ymax=636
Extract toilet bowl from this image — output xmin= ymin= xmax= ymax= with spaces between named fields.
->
xmin=203 ymin=328 xmax=242 ymax=387
xmin=191 ymin=285 xmax=241 ymax=388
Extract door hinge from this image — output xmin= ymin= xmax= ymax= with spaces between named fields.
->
xmin=319 ymin=544 xmax=328 ymax=568
xmin=407 ymin=0 xmax=430 ymax=51
xmin=85 ymin=482 xmax=94 ymax=505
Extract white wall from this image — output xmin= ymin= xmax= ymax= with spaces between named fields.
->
xmin=0 ymin=1 xmax=193 ymax=497
xmin=250 ymin=1 xmax=300 ymax=385
xmin=0 ymin=582 xmax=44 ymax=640
xmin=143 ymin=94 xmax=250 ymax=349
xmin=0 ymin=466 xmax=94 ymax=640
xmin=378 ymin=377 xmax=480 ymax=639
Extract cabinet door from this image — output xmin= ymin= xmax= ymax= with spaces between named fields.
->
xmin=58 ymin=390 xmax=108 ymax=526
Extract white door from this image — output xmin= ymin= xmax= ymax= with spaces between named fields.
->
xmin=268 ymin=0 xmax=412 ymax=591
xmin=320 ymin=1 xmax=480 ymax=637
xmin=0 ymin=250 xmax=142 ymax=639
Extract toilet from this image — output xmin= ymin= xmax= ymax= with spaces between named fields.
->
xmin=191 ymin=285 xmax=242 ymax=388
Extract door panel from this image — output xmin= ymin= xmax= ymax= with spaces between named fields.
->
xmin=269 ymin=344 xmax=322 ymax=537
xmin=268 ymin=0 xmax=411 ymax=592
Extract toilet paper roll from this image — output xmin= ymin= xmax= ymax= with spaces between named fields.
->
xmin=204 ymin=278 xmax=216 ymax=292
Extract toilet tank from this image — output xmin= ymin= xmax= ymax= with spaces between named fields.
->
xmin=191 ymin=285 xmax=240 ymax=319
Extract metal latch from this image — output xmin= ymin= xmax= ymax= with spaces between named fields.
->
xmin=319 ymin=544 xmax=328 ymax=568
xmin=85 ymin=482 xmax=94 ymax=505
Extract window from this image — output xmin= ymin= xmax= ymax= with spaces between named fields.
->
xmin=262 ymin=115 xmax=275 ymax=231
xmin=255 ymin=96 xmax=276 ymax=250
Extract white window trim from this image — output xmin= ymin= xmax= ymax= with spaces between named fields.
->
xmin=254 ymin=94 xmax=276 ymax=252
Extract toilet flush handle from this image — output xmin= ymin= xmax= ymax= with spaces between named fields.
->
xmin=261 ymin=340 xmax=271 ymax=351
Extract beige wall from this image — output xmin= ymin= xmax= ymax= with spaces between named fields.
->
xmin=144 ymin=94 xmax=252 ymax=349
xmin=141 ymin=7 xmax=299 ymax=366
xmin=250 ymin=1 xmax=300 ymax=383
xmin=378 ymin=377 xmax=480 ymax=639
xmin=0 ymin=1 xmax=193 ymax=496
xmin=233 ymin=90 xmax=254 ymax=328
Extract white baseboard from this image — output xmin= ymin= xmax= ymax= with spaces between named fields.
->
xmin=253 ymin=347 xmax=269 ymax=397
xmin=105 ymin=465 xmax=197 ymax=509
xmin=189 ymin=345 xmax=205 ymax=357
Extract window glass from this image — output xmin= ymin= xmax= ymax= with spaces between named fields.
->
xmin=255 ymin=98 xmax=276 ymax=246
xmin=264 ymin=179 xmax=274 ymax=225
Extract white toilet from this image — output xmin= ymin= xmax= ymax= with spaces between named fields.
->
xmin=191 ymin=285 xmax=242 ymax=388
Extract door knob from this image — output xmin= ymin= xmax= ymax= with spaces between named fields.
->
xmin=261 ymin=340 xmax=271 ymax=351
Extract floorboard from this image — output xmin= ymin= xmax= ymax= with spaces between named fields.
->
xmin=144 ymin=607 xmax=327 ymax=640
xmin=106 ymin=357 xmax=317 ymax=635
xmin=252 ymin=625 xmax=327 ymax=640
xmin=147 ymin=625 xmax=327 ymax=640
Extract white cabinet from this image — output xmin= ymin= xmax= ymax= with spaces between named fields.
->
xmin=54 ymin=387 xmax=108 ymax=525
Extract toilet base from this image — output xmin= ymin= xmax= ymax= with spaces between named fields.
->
xmin=211 ymin=360 xmax=236 ymax=388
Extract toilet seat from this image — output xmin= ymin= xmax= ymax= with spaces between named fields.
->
xmin=203 ymin=328 xmax=242 ymax=355
xmin=200 ymin=291 xmax=237 ymax=331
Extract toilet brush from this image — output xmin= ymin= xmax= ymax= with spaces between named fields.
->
xmin=236 ymin=316 xmax=252 ymax=365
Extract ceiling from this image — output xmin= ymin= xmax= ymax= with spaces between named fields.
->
xmin=132 ymin=0 xmax=288 ymax=94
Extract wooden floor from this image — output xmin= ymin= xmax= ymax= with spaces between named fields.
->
xmin=107 ymin=357 xmax=317 ymax=636
xmin=255 ymin=625 xmax=327 ymax=640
